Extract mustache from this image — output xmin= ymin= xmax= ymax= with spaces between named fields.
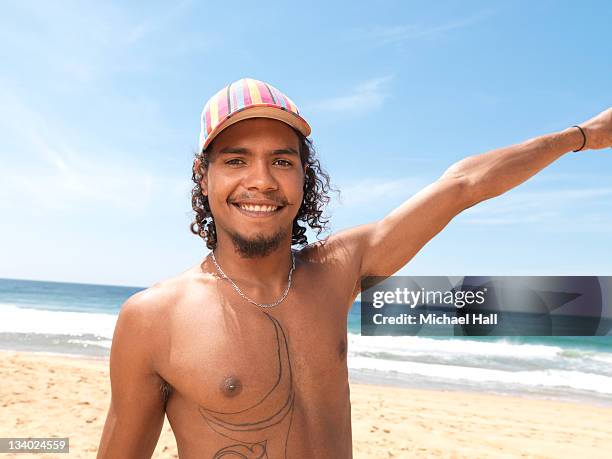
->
xmin=229 ymin=193 xmax=290 ymax=206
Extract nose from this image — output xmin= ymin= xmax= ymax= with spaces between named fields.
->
xmin=243 ymin=158 xmax=278 ymax=192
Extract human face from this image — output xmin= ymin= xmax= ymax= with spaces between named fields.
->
xmin=200 ymin=118 xmax=305 ymax=255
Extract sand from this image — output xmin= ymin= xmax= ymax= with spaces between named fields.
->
xmin=1 ymin=351 xmax=611 ymax=458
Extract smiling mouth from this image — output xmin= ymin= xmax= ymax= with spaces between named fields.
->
xmin=232 ymin=202 xmax=284 ymax=216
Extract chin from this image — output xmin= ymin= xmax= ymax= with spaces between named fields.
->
xmin=229 ymin=228 xmax=289 ymax=258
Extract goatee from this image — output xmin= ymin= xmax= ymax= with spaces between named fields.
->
xmin=228 ymin=228 xmax=288 ymax=258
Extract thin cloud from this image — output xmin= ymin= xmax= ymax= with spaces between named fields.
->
xmin=0 ymin=91 xmax=171 ymax=214
xmin=0 ymin=146 xmax=157 ymax=215
xmin=348 ymin=9 xmax=496 ymax=46
xmin=1 ymin=1 xmax=202 ymax=85
xmin=308 ymin=75 xmax=394 ymax=115
xmin=332 ymin=176 xmax=426 ymax=208
xmin=124 ymin=0 xmax=195 ymax=45
xmin=460 ymin=187 xmax=612 ymax=229
xmin=327 ymin=178 xmax=612 ymax=233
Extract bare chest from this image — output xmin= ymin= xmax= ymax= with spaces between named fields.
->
xmin=158 ymin=286 xmax=350 ymax=416
xmin=153 ymin=262 xmax=356 ymax=457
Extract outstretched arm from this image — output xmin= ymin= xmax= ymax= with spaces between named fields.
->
xmin=330 ymin=108 xmax=612 ymax=286
xmin=442 ymin=109 xmax=612 ymax=207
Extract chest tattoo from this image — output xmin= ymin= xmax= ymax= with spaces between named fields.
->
xmin=198 ymin=313 xmax=294 ymax=458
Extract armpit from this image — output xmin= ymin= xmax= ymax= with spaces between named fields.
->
xmin=161 ymin=380 xmax=173 ymax=408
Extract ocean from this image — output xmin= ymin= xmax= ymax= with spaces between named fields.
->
xmin=2 ymin=278 xmax=611 ymax=405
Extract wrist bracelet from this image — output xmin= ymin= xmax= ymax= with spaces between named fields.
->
xmin=572 ymin=125 xmax=587 ymax=152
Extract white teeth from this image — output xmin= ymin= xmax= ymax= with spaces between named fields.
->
xmin=239 ymin=204 xmax=278 ymax=212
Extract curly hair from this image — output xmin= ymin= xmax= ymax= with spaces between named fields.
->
xmin=190 ymin=130 xmax=334 ymax=250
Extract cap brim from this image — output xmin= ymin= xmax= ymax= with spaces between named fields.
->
xmin=202 ymin=105 xmax=311 ymax=150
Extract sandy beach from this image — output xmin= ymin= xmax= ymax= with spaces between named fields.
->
xmin=1 ymin=350 xmax=611 ymax=458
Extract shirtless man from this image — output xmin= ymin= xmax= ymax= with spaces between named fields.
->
xmin=97 ymin=78 xmax=612 ymax=458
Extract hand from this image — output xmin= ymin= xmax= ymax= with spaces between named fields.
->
xmin=579 ymin=107 xmax=612 ymax=150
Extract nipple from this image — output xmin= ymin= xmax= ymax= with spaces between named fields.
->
xmin=221 ymin=376 xmax=242 ymax=397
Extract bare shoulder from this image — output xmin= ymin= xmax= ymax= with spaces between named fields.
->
xmin=116 ymin=267 xmax=205 ymax=340
xmin=298 ymin=223 xmax=376 ymax=269
xmin=120 ymin=279 xmax=178 ymax=323
xmin=121 ymin=267 xmax=208 ymax=314
xmin=297 ymin=225 xmax=376 ymax=301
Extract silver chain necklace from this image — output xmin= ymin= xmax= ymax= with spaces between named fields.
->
xmin=209 ymin=250 xmax=295 ymax=308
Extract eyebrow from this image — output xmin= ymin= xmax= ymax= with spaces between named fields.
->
xmin=218 ymin=146 xmax=299 ymax=156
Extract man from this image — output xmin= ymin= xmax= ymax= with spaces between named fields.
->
xmin=98 ymin=77 xmax=611 ymax=458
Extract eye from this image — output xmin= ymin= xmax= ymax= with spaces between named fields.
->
xmin=274 ymin=159 xmax=293 ymax=167
xmin=225 ymin=158 xmax=245 ymax=166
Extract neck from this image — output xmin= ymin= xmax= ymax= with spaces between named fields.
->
xmin=210 ymin=236 xmax=295 ymax=294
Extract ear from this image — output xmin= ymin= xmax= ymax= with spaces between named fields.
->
xmin=194 ymin=158 xmax=208 ymax=196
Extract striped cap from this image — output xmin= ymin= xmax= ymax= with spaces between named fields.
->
xmin=199 ymin=78 xmax=311 ymax=151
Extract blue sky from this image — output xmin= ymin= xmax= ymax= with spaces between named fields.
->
xmin=1 ymin=0 xmax=611 ymax=287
